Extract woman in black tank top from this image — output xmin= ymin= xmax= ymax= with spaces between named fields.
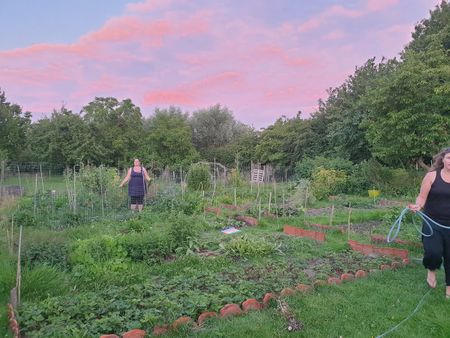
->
xmin=409 ymin=147 xmax=450 ymax=298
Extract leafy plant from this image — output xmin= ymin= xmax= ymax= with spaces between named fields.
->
xmin=311 ymin=167 xmax=347 ymax=200
xmin=221 ymin=234 xmax=279 ymax=257
xmin=186 ymin=163 xmax=211 ymax=190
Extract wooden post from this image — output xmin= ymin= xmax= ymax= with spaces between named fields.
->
xmin=40 ymin=164 xmax=45 ymax=192
xmin=16 ymin=225 xmax=23 ymax=307
xmin=9 ymin=216 xmax=14 ymax=255
xmin=268 ymin=192 xmax=272 ymax=214
xmin=258 ymin=198 xmax=262 ymax=221
xmin=33 ymin=173 xmax=38 ymax=217
xmin=73 ymin=166 xmax=77 ymax=213
xmin=329 ymin=204 xmax=335 ymax=227
xmin=347 ymin=203 xmax=352 ymax=241
xmin=100 ymin=166 xmax=105 ymax=217
xmin=17 ymin=165 xmax=22 ymax=196
xmin=180 ymin=167 xmax=184 ymax=200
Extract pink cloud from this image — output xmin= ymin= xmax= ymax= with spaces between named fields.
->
xmin=366 ymin=0 xmax=400 ymax=12
xmin=321 ymin=29 xmax=347 ymax=41
xmin=126 ymin=0 xmax=175 ymax=13
xmin=298 ymin=5 xmax=363 ymax=33
xmin=143 ymin=89 xmax=195 ymax=105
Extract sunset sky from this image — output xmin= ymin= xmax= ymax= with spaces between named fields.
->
xmin=0 ymin=0 xmax=441 ymax=128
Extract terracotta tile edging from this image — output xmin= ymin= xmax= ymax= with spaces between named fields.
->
xmin=7 ymin=303 xmax=19 ymax=338
xmin=284 ymin=225 xmax=326 ymax=242
xmin=348 ymin=240 xmax=409 ymax=259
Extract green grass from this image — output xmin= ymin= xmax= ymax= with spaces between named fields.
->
xmin=0 ymin=253 xmax=14 ymax=338
xmin=167 ymin=264 xmax=449 ymax=338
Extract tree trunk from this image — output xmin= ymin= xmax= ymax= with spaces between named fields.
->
xmin=417 ymin=157 xmax=430 ymax=171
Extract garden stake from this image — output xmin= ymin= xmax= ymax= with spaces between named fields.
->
xmin=347 ymin=203 xmax=352 ymax=241
xmin=100 ymin=166 xmax=105 ymax=217
xmin=16 ymin=165 xmax=22 ymax=196
xmin=33 ymin=173 xmax=38 ymax=217
xmin=304 ymin=185 xmax=309 ymax=212
xmin=273 ymin=179 xmax=277 ymax=205
xmin=268 ymin=191 xmax=272 ymax=214
xmin=10 ymin=215 xmax=14 ymax=255
xmin=329 ymin=204 xmax=335 ymax=227
xmin=282 ymin=190 xmax=286 ymax=218
xmin=40 ymin=163 xmax=45 ymax=192
xmin=180 ymin=167 xmax=184 ymax=200
xmin=16 ymin=225 xmax=23 ymax=307
xmin=73 ymin=166 xmax=77 ymax=214
xmin=258 ymin=198 xmax=262 ymax=221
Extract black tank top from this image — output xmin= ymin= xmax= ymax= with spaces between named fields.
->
xmin=424 ymin=169 xmax=450 ymax=228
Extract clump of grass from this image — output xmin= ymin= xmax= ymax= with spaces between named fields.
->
xmin=21 ymin=265 xmax=70 ymax=302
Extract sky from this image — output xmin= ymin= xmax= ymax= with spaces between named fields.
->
xmin=0 ymin=0 xmax=442 ymax=128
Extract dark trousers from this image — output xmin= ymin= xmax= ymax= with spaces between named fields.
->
xmin=422 ymin=229 xmax=450 ymax=285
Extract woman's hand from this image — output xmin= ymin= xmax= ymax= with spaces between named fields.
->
xmin=408 ymin=203 xmax=421 ymax=213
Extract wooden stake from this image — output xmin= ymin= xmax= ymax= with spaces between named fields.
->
xmin=73 ymin=166 xmax=77 ymax=213
xmin=33 ymin=173 xmax=38 ymax=217
xmin=347 ymin=203 xmax=352 ymax=241
xmin=258 ymin=198 xmax=262 ymax=221
xmin=16 ymin=225 xmax=23 ymax=307
xmin=40 ymin=164 xmax=44 ymax=192
xmin=329 ymin=204 xmax=335 ymax=227
xmin=17 ymin=165 xmax=22 ymax=196
xmin=268 ymin=192 xmax=272 ymax=214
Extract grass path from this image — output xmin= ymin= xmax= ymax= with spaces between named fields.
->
xmin=166 ymin=262 xmax=449 ymax=338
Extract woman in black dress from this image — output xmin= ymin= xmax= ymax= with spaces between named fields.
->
xmin=119 ymin=158 xmax=151 ymax=212
xmin=409 ymin=148 xmax=450 ymax=298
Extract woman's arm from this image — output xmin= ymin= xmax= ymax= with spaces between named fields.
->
xmin=409 ymin=171 xmax=435 ymax=212
xmin=143 ymin=167 xmax=151 ymax=182
xmin=119 ymin=168 xmax=132 ymax=187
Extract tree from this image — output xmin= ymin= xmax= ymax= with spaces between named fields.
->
xmin=28 ymin=107 xmax=98 ymax=166
xmin=190 ymin=104 xmax=249 ymax=154
xmin=82 ymin=97 xmax=144 ymax=166
xmin=0 ymin=89 xmax=31 ymax=160
xmin=140 ymin=107 xmax=199 ymax=169
xmin=363 ymin=3 xmax=450 ymax=168
xmin=255 ymin=114 xmax=309 ymax=169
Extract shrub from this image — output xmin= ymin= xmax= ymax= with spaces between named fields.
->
xmin=150 ymin=190 xmax=205 ymax=215
xmin=295 ymin=156 xmax=353 ymax=179
xmin=70 ymin=235 xmax=130 ymax=284
xmin=167 ymin=213 xmax=201 ymax=251
xmin=22 ymin=241 xmax=70 ymax=270
xmin=119 ymin=231 xmax=172 ymax=262
xmin=311 ymin=167 xmax=347 ymax=200
xmin=186 ymin=163 xmax=211 ymax=190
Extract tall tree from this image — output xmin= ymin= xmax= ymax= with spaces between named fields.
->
xmin=363 ymin=2 xmax=450 ymax=168
xmin=0 ymin=89 xmax=31 ymax=160
xmin=255 ymin=113 xmax=308 ymax=169
xmin=28 ymin=107 xmax=98 ymax=166
xmin=141 ymin=107 xmax=199 ymax=170
xmin=190 ymin=104 xmax=248 ymax=154
xmin=82 ymin=97 xmax=144 ymax=166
